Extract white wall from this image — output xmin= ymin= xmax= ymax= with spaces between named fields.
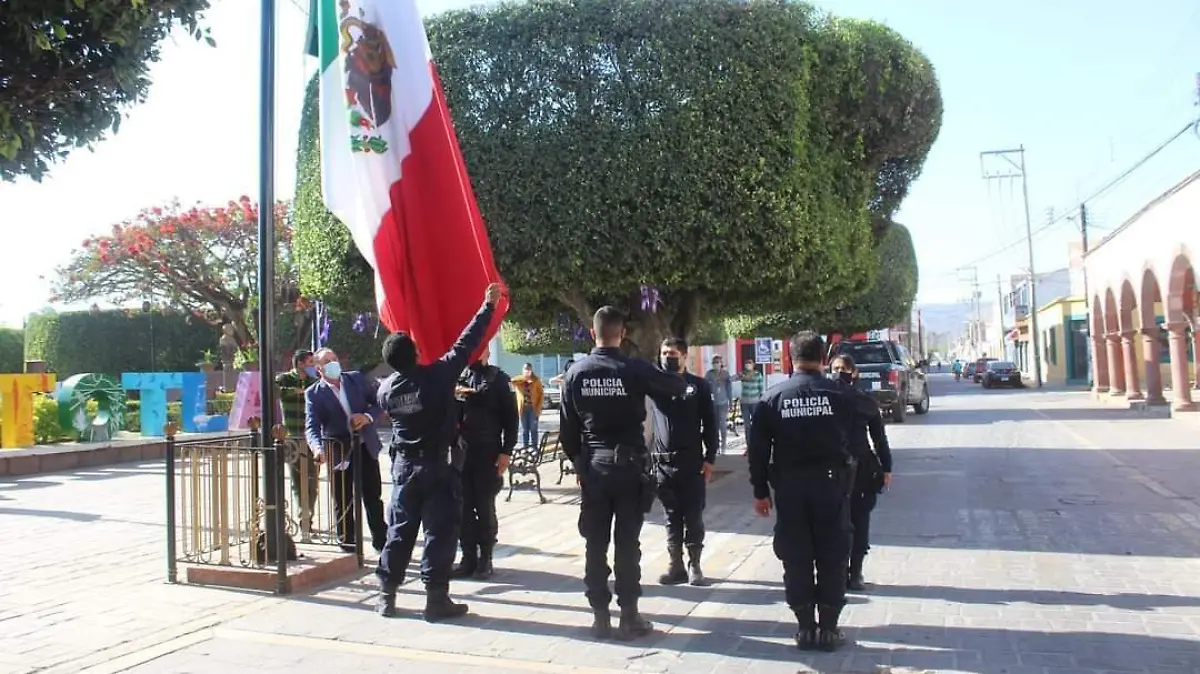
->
xmin=1086 ymin=171 xmax=1200 ymax=323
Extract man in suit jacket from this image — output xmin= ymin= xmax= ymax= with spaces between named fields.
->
xmin=305 ymin=348 xmax=387 ymax=552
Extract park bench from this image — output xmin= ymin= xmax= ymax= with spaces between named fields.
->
xmin=506 ymin=430 xmax=561 ymax=504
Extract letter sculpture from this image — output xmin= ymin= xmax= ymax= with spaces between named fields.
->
xmin=121 ymin=372 xmax=210 ymax=436
xmin=0 ymin=373 xmax=57 ymax=448
xmin=228 ymin=372 xmax=261 ymax=430
xmin=57 ymin=373 xmax=126 ymax=442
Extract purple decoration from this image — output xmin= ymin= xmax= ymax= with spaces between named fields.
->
xmin=319 ymin=309 xmax=332 ymax=346
xmin=525 ymin=328 xmax=540 ymax=340
xmin=640 ymin=285 xmax=661 ymax=313
xmin=573 ymin=325 xmax=589 ymax=342
xmin=352 ymin=312 xmax=373 ymax=334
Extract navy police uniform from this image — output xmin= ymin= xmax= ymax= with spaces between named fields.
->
xmin=453 ymin=361 xmax=518 ymax=579
xmin=560 ymin=347 xmax=686 ymax=637
xmin=747 ymin=370 xmax=878 ymax=649
xmin=374 ymin=300 xmax=495 ymax=621
xmin=646 ymin=371 xmax=718 ymax=586
xmin=845 ymin=387 xmax=891 ymax=589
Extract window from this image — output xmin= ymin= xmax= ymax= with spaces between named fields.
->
xmin=1046 ymin=327 xmax=1058 ymax=366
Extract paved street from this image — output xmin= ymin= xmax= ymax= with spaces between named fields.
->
xmin=3 ymin=376 xmax=1200 ymax=673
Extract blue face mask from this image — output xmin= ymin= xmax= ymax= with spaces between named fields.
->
xmin=322 ymin=362 xmax=342 ymax=379
xmin=303 ymin=366 xmax=318 ymax=378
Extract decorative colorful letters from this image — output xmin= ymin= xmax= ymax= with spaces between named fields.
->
xmin=58 ymin=373 xmax=126 ymax=442
xmin=228 ymin=372 xmax=261 ymax=430
xmin=0 ymin=373 xmax=57 ymax=448
xmin=120 ymin=372 xmax=209 ymax=437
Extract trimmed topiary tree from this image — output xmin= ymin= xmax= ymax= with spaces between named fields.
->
xmin=726 ymin=222 xmax=920 ymax=338
xmin=294 ymin=0 xmax=941 ymax=356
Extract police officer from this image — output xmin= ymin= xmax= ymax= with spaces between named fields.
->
xmin=560 ymin=307 xmax=687 ymax=640
xmin=374 ymin=283 xmax=502 ymax=622
xmin=648 ymin=337 xmax=718 ymax=587
xmin=748 ymin=330 xmax=878 ymax=652
xmin=829 ymin=354 xmax=893 ymax=592
xmin=452 ymin=344 xmax=518 ymax=580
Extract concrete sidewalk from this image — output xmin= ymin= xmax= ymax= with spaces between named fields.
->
xmin=7 ymin=382 xmax=1200 ymax=674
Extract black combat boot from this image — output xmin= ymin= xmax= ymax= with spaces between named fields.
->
xmin=590 ymin=608 xmax=613 ymax=639
xmin=658 ymin=544 xmax=688 ymax=585
xmin=423 ymin=584 xmax=469 ymax=623
xmin=617 ymin=604 xmax=654 ymax=641
xmin=686 ymin=544 xmax=709 ymax=586
xmin=816 ymin=604 xmax=846 ymax=652
xmin=375 ymin=583 xmax=398 ymax=618
xmin=451 ymin=550 xmax=478 ymax=579
xmin=847 ymin=555 xmax=866 ymax=592
xmin=792 ymin=603 xmax=817 ymax=650
xmin=473 ymin=545 xmax=495 ymax=580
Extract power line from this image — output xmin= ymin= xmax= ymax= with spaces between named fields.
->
xmin=943 ymin=120 xmax=1197 ymax=275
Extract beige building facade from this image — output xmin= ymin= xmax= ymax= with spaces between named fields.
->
xmin=1085 ymin=170 xmax=1200 ymax=411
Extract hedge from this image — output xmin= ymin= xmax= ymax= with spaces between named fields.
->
xmin=0 ymin=328 xmax=22 ymax=373
xmin=24 ymin=310 xmax=219 ymax=377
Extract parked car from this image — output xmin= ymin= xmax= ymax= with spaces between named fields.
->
xmin=981 ymin=361 xmax=1023 ymax=388
xmin=829 ymin=339 xmax=930 ymax=423
xmin=972 ymin=357 xmax=998 ymax=383
xmin=543 ymin=385 xmax=561 ymax=410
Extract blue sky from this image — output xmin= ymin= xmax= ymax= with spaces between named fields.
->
xmin=1 ymin=0 xmax=1197 ymax=327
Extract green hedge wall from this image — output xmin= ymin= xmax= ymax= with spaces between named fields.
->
xmin=0 ymin=328 xmax=22 ymax=373
xmin=24 ymin=310 xmax=220 ymax=376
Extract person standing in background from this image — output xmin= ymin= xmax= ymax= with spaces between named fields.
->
xmin=514 ymin=363 xmax=544 ymax=448
xmin=704 ymin=355 xmax=733 ymax=452
xmin=739 ymin=360 xmax=766 ymax=449
xmin=277 ymin=350 xmax=319 ymax=535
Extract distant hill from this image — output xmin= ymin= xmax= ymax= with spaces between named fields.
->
xmin=914 ymin=302 xmax=972 ymax=336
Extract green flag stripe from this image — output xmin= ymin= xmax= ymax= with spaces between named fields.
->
xmin=307 ymin=0 xmax=340 ymax=72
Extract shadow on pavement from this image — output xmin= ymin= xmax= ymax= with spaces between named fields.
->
xmin=285 ymin=583 xmax=1200 ymax=673
xmin=0 ymin=464 xmax=163 ymax=493
xmin=868 ymin=583 xmax=1200 ymax=612
xmin=904 ymin=405 xmax=1140 ymax=425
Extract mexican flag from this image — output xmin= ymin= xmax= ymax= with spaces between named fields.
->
xmin=306 ymin=0 xmax=508 ymax=363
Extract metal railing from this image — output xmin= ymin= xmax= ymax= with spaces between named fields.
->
xmin=164 ymin=421 xmax=366 ymax=593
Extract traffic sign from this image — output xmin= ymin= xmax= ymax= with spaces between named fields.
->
xmin=754 ymin=337 xmax=773 ymax=364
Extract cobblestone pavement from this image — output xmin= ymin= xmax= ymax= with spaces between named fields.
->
xmin=4 ymin=380 xmax=1200 ymax=673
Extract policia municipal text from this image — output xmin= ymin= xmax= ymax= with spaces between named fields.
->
xmin=560 ymin=307 xmax=688 ymax=640
xmin=747 ymin=331 xmax=883 ymax=651
xmin=374 ymin=283 xmax=503 ymax=621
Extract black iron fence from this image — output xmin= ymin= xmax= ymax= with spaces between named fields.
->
xmin=164 ymin=421 xmax=367 ymax=593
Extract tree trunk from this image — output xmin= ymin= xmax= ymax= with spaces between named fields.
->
xmin=623 ymin=292 xmax=702 ymax=359
xmin=226 ymin=308 xmax=255 ymax=347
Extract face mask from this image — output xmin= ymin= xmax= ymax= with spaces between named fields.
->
xmin=837 ymin=371 xmax=854 ymax=385
xmin=322 ymin=362 xmax=342 ymax=379
xmin=662 ymin=356 xmax=681 ymax=373
xmin=303 ymin=366 xmax=318 ymax=378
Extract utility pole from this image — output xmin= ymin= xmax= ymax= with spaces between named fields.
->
xmin=996 ymin=274 xmax=1005 ymax=358
xmin=981 ymin=146 xmax=1043 ymax=387
xmin=1080 ymin=203 xmax=1092 ymax=386
xmin=956 ymin=266 xmax=981 ymax=354
xmin=1080 ymin=203 xmax=1090 ymax=306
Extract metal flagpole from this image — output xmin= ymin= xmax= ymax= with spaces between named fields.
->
xmin=257 ymin=0 xmax=283 ymax=575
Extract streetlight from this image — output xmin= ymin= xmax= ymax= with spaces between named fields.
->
xmin=142 ymin=300 xmax=156 ymax=372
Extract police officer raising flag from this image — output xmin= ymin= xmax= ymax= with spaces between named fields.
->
xmin=747 ymin=330 xmax=880 ymax=652
xmin=560 ymin=307 xmax=687 ymax=641
xmin=373 ymin=283 xmax=503 ymax=622
xmin=647 ymin=337 xmax=718 ymax=587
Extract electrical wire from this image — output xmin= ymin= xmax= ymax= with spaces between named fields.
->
xmin=946 ymin=119 xmax=1198 ymax=275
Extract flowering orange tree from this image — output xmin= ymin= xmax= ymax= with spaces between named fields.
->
xmin=51 ymin=197 xmax=298 ymax=347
